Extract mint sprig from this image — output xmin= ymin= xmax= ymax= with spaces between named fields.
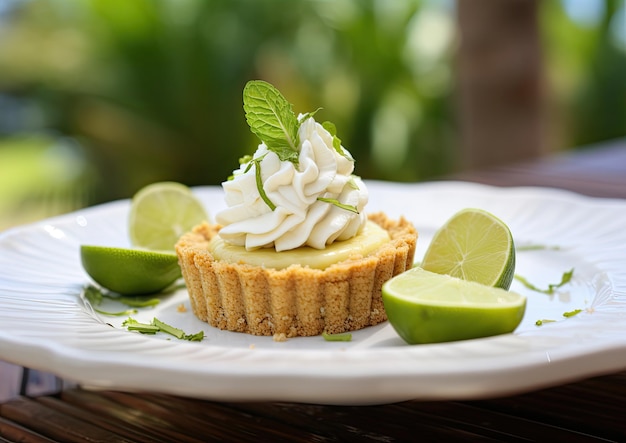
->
xmin=243 ymin=80 xmax=300 ymax=165
xmin=242 ymin=80 xmax=356 ymax=214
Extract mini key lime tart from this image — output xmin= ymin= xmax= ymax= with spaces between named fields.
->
xmin=176 ymin=80 xmax=416 ymax=337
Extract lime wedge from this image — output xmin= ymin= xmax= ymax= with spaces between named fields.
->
xmin=421 ymin=208 xmax=515 ymax=290
xmin=81 ymin=245 xmax=181 ymax=295
xmin=382 ymin=267 xmax=526 ymax=344
xmin=128 ymin=182 xmax=208 ymax=251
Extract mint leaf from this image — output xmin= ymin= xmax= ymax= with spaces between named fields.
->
xmin=322 ymin=121 xmax=350 ymax=159
xmin=243 ymin=80 xmax=299 ymax=164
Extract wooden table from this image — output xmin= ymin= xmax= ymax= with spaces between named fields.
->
xmin=2 ymin=139 xmax=625 ymax=442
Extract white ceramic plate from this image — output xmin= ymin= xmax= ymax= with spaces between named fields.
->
xmin=1 ymin=181 xmax=625 ymax=405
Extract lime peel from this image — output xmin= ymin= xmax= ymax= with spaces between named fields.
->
xmin=81 ymin=245 xmax=182 ymax=295
xmin=382 ymin=267 xmax=526 ymax=344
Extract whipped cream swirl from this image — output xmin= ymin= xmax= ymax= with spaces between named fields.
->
xmin=215 ymin=116 xmax=368 ymax=251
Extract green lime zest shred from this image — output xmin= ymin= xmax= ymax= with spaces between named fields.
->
xmin=152 ymin=317 xmax=186 ymax=339
xmin=95 ymin=307 xmax=138 ymax=316
xmin=536 ymin=307 xmax=584 ymax=326
xmin=116 ymin=295 xmax=160 ymax=308
xmin=122 ymin=318 xmax=159 ymax=334
xmin=122 ymin=317 xmax=204 ymax=341
xmin=317 ymin=197 xmax=359 ymax=214
xmin=563 ymin=308 xmax=583 ymax=318
xmin=347 ymin=176 xmax=360 ymax=190
xmin=322 ymin=331 xmax=352 ymax=342
xmin=246 ymin=155 xmax=276 ymax=211
xmin=515 ymin=268 xmax=574 ymax=295
xmin=84 ymin=285 xmax=103 ymax=305
xmin=516 ymin=244 xmax=562 ymax=251
xmin=84 ymin=285 xmax=160 ymax=313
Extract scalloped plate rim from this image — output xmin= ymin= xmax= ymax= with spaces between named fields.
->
xmin=1 ymin=180 xmax=625 ymax=404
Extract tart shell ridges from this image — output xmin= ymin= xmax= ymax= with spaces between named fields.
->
xmin=175 ymin=212 xmax=417 ymax=338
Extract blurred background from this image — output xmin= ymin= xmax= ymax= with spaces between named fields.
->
xmin=0 ymin=0 xmax=624 ymax=230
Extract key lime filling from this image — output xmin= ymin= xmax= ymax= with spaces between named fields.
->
xmin=208 ymin=221 xmax=390 ymax=270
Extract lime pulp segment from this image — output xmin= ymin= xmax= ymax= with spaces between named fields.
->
xmin=421 ymin=208 xmax=515 ymax=289
xmin=128 ymin=182 xmax=208 ymax=251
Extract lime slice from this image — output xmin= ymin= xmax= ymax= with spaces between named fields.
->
xmin=128 ymin=182 xmax=208 ymax=251
xmin=421 ymin=208 xmax=515 ymax=290
xmin=81 ymin=245 xmax=182 ymax=295
xmin=382 ymin=267 xmax=526 ymax=344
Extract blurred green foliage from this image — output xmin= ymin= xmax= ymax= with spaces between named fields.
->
xmin=0 ymin=0 xmax=457 ymax=207
xmin=0 ymin=134 xmax=95 ymax=228
xmin=540 ymin=0 xmax=625 ymax=148
xmin=0 ymin=0 xmax=624 ymax=228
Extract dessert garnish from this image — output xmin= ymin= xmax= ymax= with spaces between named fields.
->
xmin=175 ymin=80 xmax=417 ymax=337
xmin=514 ymin=268 xmax=574 ymax=295
xmin=383 ymin=208 xmax=526 ymax=344
xmin=535 ymin=308 xmax=583 ymax=326
xmin=84 ymin=285 xmax=160 ymax=315
xmin=215 ymin=80 xmax=368 ymax=252
xmin=81 ymin=245 xmax=181 ymax=295
xmin=81 ymin=182 xmax=208 ymax=296
xmin=322 ymin=332 xmax=353 ymax=342
xmin=122 ymin=317 xmax=204 ymax=341
xmin=383 ymin=267 xmax=526 ymax=344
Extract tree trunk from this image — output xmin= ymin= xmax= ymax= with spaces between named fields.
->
xmin=457 ymin=0 xmax=546 ymax=170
